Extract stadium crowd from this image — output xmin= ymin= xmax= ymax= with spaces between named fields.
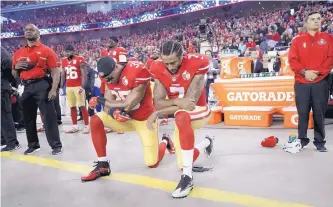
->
xmin=1 ymin=1 xmax=197 ymax=33
xmin=2 ymin=1 xmax=332 ymax=68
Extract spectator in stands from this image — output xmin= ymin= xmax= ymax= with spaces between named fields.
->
xmin=250 ymin=49 xmax=264 ymax=73
xmin=328 ymin=23 xmax=333 ymax=34
xmin=246 ymin=37 xmax=256 ymax=49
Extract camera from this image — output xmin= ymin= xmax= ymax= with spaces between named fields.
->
xmin=199 ymin=19 xmax=213 ymax=42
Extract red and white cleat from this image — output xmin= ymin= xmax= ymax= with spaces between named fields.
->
xmin=81 ymin=161 xmax=111 ymax=182
xmin=82 ymin=127 xmax=90 ymax=134
xmin=65 ymin=127 xmax=79 ymax=134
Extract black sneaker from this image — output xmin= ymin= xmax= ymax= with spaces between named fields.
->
xmin=315 ymin=145 xmax=328 ymax=152
xmin=299 ymin=138 xmax=310 ymax=150
xmin=52 ymin=147 xmax=62 ymax=155
xmin=81 ymin=161 xmax=111 ymax=182
xmin=204 ymin=136 xmax=214 ymax=157
xmin=172 ymin=174 xmax=194 ymax=198
xmin=1 ymin=144 xmax=21 ymax=152
xmin=24 ymin=147 xmax=41 ymax=155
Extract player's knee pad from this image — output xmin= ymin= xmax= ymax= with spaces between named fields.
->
xmin=175 ymin=111 xmax=194 ymax=150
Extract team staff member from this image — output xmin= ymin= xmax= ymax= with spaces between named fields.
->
xmin=1 ymin=46 xmax=20 ymax=152
xmin=288 ymin=12 xmax=333 ymax=152
xmin=12 ymin=24 xmax=63 ymax=155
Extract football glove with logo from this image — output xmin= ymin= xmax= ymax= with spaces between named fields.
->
xmin=89 ymin=97 xmax=98 ymax=109
xmin=109 ymin=107 xmax=130 ymax=122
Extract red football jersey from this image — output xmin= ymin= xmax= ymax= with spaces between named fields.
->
xmin=106 ymin=61 xmax=154 ymax=121
xmin=149 ymin=54 xmax=209 ymax=106
xmin=100 ymin=47 xmax=128 ymax=63
xmin=146 ymin=58 xmax=154 ymax=70
xmin=62 ymin=56 xmax=86 ymax=87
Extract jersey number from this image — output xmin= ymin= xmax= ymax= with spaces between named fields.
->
xmin=170 ymin=87 xmax=185 ymax=98
xmin=65 ymin=66 xmax=78 ymax=80
xmin=110 ymin=90 xmax=140 ymax=110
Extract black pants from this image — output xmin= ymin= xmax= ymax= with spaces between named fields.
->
xmin=19 ymin=79 xmax=62 ymax=149
xmin=206 ymin=79 xmax=214 ymax=103
xmin=295 ymin=77 xmax=330 ymax=146
xmin=54 ymin=88 xmax=62 ymax=122
xmin=1 ymin=91 xmax=19 ymax=147
xmin=12 ymin=97 xmax=25 ymax=128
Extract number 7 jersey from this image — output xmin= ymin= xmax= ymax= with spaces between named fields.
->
xmin=62 ymin=56 xmax=86 ymax=87
xmin=106 ymin=61 xmax=155 ymax=121
xmin=149 ymin=54 xmax=210 ymax=106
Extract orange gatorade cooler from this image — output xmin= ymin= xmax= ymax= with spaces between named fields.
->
xmin=208 ymin=106 xmax=223 ymax=125
xmin=282 ymin=107 xmax=314 ymax=129
xmin=223 ymin=106 xmax=276 ymax=127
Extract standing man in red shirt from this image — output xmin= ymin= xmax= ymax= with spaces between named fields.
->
xmin=12 ymin=24 xmax=63 ymax=155
xmin=288 ymin=12 xmax=333 ymax=152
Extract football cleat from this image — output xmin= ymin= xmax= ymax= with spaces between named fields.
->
xmin=204 ymin=136 xmax=214 ymax=157
xmin=81 ymin=161 xmax=111 ymax=182
xmin=65 ymin=127 xmax=79 ymax=134
xmin=162 ymin=134 xmax=175 ymax=154
xmin=172 ymin=174 xmax=194 ymax=199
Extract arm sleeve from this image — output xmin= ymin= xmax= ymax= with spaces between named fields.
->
xmin=195 ymin=55 xmax=210 ymax=75
xmin=288 ymin=37 xmax=304 ymax=74
xmin=47 ymin=49 xmax=59 ymax=69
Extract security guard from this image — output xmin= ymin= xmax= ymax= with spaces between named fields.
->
xmin=12 ymin=24 xmax=63 ymax=155
xmin=1 ymin=46 xmax=20 ymax=152
xmin=288 ymin=12 xmax=333 ymax=152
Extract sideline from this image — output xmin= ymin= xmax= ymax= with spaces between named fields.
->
xmin=1 ymin=152 xmax=313 ymax=207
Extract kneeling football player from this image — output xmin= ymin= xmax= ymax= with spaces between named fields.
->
xmin=148 ymin=40 xmax=214 ymax=199
xmin=81 ymin=56 xmax=175 ymax=182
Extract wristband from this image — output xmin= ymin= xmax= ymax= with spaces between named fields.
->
xmin=97 ymin=97 xmax=106 ymax=106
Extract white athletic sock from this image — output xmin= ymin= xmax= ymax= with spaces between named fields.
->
xmin=162 ymin=139 xmax=168 ymax=144
xmin=195 ymin=138 xmax=210 ymax=154
xmin=73 ymin=125 xmax=78 ymax=129
xmin=97 ymin=157 xmax=108 ymax=162
xmin=182 ymin=149 xmax=194 ymax=178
